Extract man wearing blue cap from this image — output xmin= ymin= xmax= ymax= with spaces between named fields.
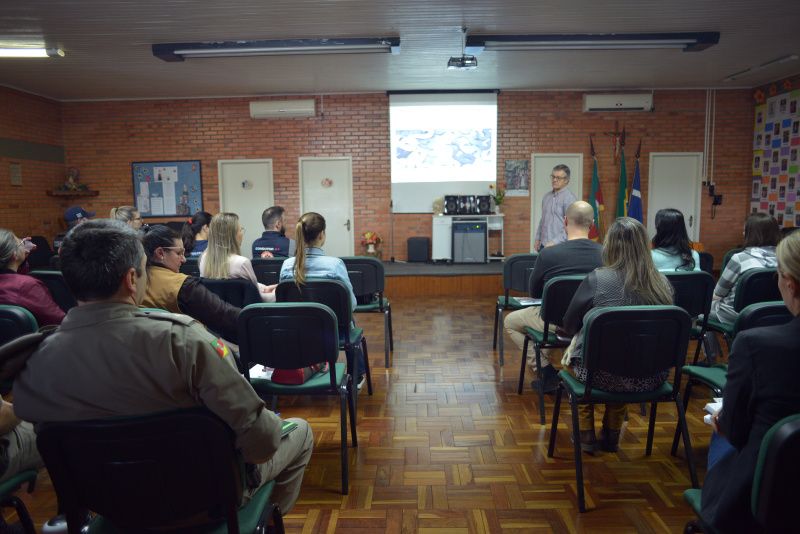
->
xmin=53 ymin=205 xmax=95 ymax=251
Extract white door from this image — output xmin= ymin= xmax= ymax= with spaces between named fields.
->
xmin=530 ymin=153 xmax=584 ymax=250
xmin=299 ymin=157 xmax=354 ymax=257
xmin=218 ymin=159 xmax=274 ymax=258
xmin=647 ymin=153 xmax=702 ymax=241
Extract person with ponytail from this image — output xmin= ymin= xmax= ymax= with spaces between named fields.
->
xmin=109 ymin=205 xmax=144 ymax=231
xmin=182 ymin=211 xmax=212 ymax=258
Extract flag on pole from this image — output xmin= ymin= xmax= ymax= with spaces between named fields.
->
xmin=588 ymin=136 xmax=606 ymax=241
xmin=615 ymin=128 xmax=628 ymax=217
xmin=627 ymin=140 xmax=643 ymax=222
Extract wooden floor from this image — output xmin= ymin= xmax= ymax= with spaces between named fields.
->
xmin=12 ymin=296 xmax=713 ymax=533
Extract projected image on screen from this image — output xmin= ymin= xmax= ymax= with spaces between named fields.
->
xmin=390 ymin=93 xmax=498 ymax=212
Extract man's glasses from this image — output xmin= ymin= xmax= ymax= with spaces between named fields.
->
xmin=550 ymin=174 xmax=568 ymax=181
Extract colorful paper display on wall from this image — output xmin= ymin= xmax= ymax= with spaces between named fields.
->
xmin=131 ymin=160 xmax=203 ymax=218
xmin=751 ymin=90 xmax=800 ymax=227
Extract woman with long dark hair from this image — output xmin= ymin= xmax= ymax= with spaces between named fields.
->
xmin=650 ymin=208 xmax=700 ymax=271
xmin=182 ymin=211 xmax=212 ymax=258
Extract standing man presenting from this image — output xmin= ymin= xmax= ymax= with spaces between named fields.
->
xmin=252 ymin=206 xmax=296 ymax=258
xmin=534 ymin=164 xmax=577 ymax=251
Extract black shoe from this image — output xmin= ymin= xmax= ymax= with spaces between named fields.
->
xmin=530 ymin=366 xmax=560 ymax=394
xmin=599 ymin=427 xmax=621 ymax=452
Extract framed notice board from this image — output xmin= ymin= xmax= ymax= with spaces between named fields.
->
xmin=131 ymin=160 xmax=203 ymax=218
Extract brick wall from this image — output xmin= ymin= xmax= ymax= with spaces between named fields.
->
xmin=2 ymin=87 xmax=755 ymax=266
xmin=0 ymin=87 xmax=66 ymax=239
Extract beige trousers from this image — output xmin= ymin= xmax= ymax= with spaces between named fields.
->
xmin=503 ymin=306 xmax=557 ymax=369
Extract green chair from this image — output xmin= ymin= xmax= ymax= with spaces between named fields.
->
xmin=0 ymin=470 xmax=38 ymax=534
xmin=29 ymin=270 xmax=77 ymax=312
xmin=671 ymin=301 xmax=793 ymax=456
xmin=238 ymin=302 xmax=356 ymax=495
xmin=493 ymin=253 xmax=537 ymax=365
xmin=276 ymin=280 xmax=373 ymax=396
xmin=342 ymin=256 xmax=394 ymax=368
xmin=36 ymin=407 xmax=284 ymax=534
xmin=517 ymin=274 xmax=585 ymax=425
xmin=0 ymin=305 xmax=39 ymax=394
xmin=665 ymin=271 xmax=715 ymax=365
xmin=721 ymin=247 xmax=744 ymax=272
xmin=683 ymin=414 xmax=800 ymax=534
xmin=697 ymin=251 xmax=714 ymax=276
xmin=251 ymin=258 xmax=286 ymax=286
xmin=546 ymin=305 xmax=697 ymax=512
xmin=707 ymin=267 xmax=781 ymax=348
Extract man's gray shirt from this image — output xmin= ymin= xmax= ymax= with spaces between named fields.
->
xmin=535 ymin=188 xmax=577 ymax=246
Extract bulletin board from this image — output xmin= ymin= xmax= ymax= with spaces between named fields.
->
xmin=131 ymin=160 xmax=203 ymax=218
xmin=751 ymin=91 xmax=800 ymax=227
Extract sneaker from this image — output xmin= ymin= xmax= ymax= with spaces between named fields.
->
xmin=356 ymin=375 xmax=366 ymax=391
xmin=599 ymin=427 xmax=621 ymax=452
xmin=530 ymin=366 xmax=560 ymax=394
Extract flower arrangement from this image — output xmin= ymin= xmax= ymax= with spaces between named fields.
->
xmin=361 ymin=231 xmax=382 ymax=247
xmin=489 ymin=183 xmax=506 ymax=205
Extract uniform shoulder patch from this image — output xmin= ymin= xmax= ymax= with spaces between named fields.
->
xmin=210 ymin=337 xmax=230 ymax=358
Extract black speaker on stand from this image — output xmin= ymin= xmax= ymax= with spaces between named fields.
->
xmin=444 ymin=195 xmax=459 ymax=215
xmin=476 ymin=195 xmax=491 ymax=214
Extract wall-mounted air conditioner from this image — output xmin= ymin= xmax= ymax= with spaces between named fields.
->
xmin=249 ymin=99 xmax=316 ymax=119
xmin=583 ymin=93 xmax=653 ymax=112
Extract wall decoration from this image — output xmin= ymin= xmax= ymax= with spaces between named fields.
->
xmin=504 ymin=159 xmax=530 ymax=197
xmin=132 ymin=160 xmax=202 ymax=218
xmin=750 ymin=89 xmax=800 ymax=227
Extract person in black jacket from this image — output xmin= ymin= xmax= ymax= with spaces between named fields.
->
xmin=700 ymin=230 xmax=800 ymax=532
xmin=140 ymin=225 xmax=240 ymax=342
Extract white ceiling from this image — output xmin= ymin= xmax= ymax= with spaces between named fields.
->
xmin=0 ymin=0 xmax=798 ymax=101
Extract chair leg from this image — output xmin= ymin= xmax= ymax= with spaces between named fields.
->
xmin=517 ymin=336 xmax=529 ymax=395
xmin=270 ymin=395 xmax=278 ymax=413
xmin=492 ymin=304 xmax=500 ymax=350
xmin=569 ymin=396 xmax=587 ymax=512
xmin=639 ymin=402 xmax=647 ymax=416
xmin=535 ymin=345 xmax=548 ymax=425
xmin=387 ymin=306 xmax=394 ymax=352
xmin=691 ymin=333 xmax=704 ymax=365
xmin=498 ymin=310 xmax=505 ymax=366
xmin=547 ymin=383 xmax=563 ymax=457
xmin=383 ymin=308 xmax=391 ymax=368
xmin=675 ymin=394 xmax=699 ymax=488
xmin=361 ymin=337 xmax=373 ymax=396
xmin=645 ymin=402 xmax=658 ymax=456
xmin=671 ymin=379 xmax=694 ymax=457
xmin=348 ymin=378 xmax=358 ymax=448
xmin=340 ymin=390 xmax=349 ymax=495
xmin=3 ymin=496 xmax=35 ymax=534
xmin=271 ymin=504 xmax=286 ymax=534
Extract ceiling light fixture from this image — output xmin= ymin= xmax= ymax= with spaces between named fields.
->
xmin=465 ymin=32 xmax=720 ymax=54
xmin=0 ymin=47 xmax=64 ymax=58
xmin=152 ymin=38 xmax=400 ymax=62
xmin=723 ymin=54 xmax=799 ymax=82
xmin=448 ymin=27 xmax=478 ymax=71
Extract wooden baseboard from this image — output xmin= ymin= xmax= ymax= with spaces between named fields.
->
xmin=386 ymin=274 xmax=501 ymax=297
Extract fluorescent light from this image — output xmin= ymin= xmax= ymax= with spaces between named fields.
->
xmin=465 ymin=32 xmax=720 ymax=54
xmin=0 ymin=47 xmax=64 ymax=58
xmin=153 ymin=38 xmax=400 ymax=62
xmin=723 ymin=54 xmax=799 ymax=82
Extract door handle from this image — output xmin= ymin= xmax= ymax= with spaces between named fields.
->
xmin=689 ymin=215 xmax=693 ymax=227
xmin=344 ymin=219 xmax=351 ymax=231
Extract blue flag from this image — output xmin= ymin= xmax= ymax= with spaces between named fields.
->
xmin=628 ymin=156 xmax=643 ymax=222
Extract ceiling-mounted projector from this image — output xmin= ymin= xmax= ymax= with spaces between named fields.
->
xmin=447 ymin=54 xmax=478 ymax=70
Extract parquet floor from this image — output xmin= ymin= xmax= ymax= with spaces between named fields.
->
xmin=12 ymin=295 xmax=714 ymax=533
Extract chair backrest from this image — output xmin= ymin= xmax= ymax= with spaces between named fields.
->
xmin=341 ymin=256 xmax=385 ymax=298
xmin=36 ymin=407 xmax=245 ymax=533
xmin=0 ymin=305 xmax=38 ymax=346
xmin=733 ymin=268 xmax=781 ymax=311
xmin=238 ymin=303 xmax=340 ymax=388
xmin=722 ymin=247 xmax=744 ymax=271
xmin=697 ymin=251 xmax=714 ymax=275
xmin=29 ymin=270 xmax=77 ymax=312
xmin=580 ymin=306 xmax=691 ymax=394
xmin=665 ymin=271 xmax=715 ymax=329
xmin=250 ymin=258 xmax=286 ymax=286
xmin=179 ymin=257 xmax=201 ymax=277
xmin=275 ymin=280 xmax=353 ymax=333
xmin=734 ymin=301 xmax=793 ymax=335
xmin=752 ymin=414 xmax=800 ymax=531
xmin=26 ymin=236 xmax=55 ymax=269
xmin=503 ymin=253 xmax=537 ymax=293
xmin=539 ymin=275 xmax=586 ymax=328
xmin=198 ymin=278 xmax=262 ymax=308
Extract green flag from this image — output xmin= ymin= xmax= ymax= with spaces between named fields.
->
xmin=616 ymin=146 xmax=628 ymax=218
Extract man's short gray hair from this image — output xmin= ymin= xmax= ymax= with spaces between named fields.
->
xmin=553 ymin=164 xmax=571 ymax=180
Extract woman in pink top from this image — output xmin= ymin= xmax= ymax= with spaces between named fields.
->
xmin=199 ymin=213 xmax=277 ymax=302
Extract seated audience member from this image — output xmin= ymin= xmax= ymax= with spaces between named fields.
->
xmin=252 ymin=206 xmax=296 ymax=258
xmin=650 ymin=208 xmax=700 ymax=272
xmin=0 ymin=229 xmax=64 ymax=325
xmin=503 ymin=201 xmax=603 ymax=392
xmin=561 ymin=217 xmax=674 ymax=454
xmin=11 ymin=219 xmax=313 ymax=517
xmin=53 ymin=205 xmax=94 ymax=251
xmin=199 ymin=213 xmax=277 ymax=302
xmin=140 ymin=225 xmax=240 ymax=341
xmin=280 ymin=212 xmax=364 ymax=384
xmin=700 ymin=229 xmax=800 ymax=532
xmin=109 ymin=205 xmax=144 ymax=231
xmin=182 ymin=211 xmax=212 ymax=258
xmin=710 ymin=213 xmax=779 ymax=323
